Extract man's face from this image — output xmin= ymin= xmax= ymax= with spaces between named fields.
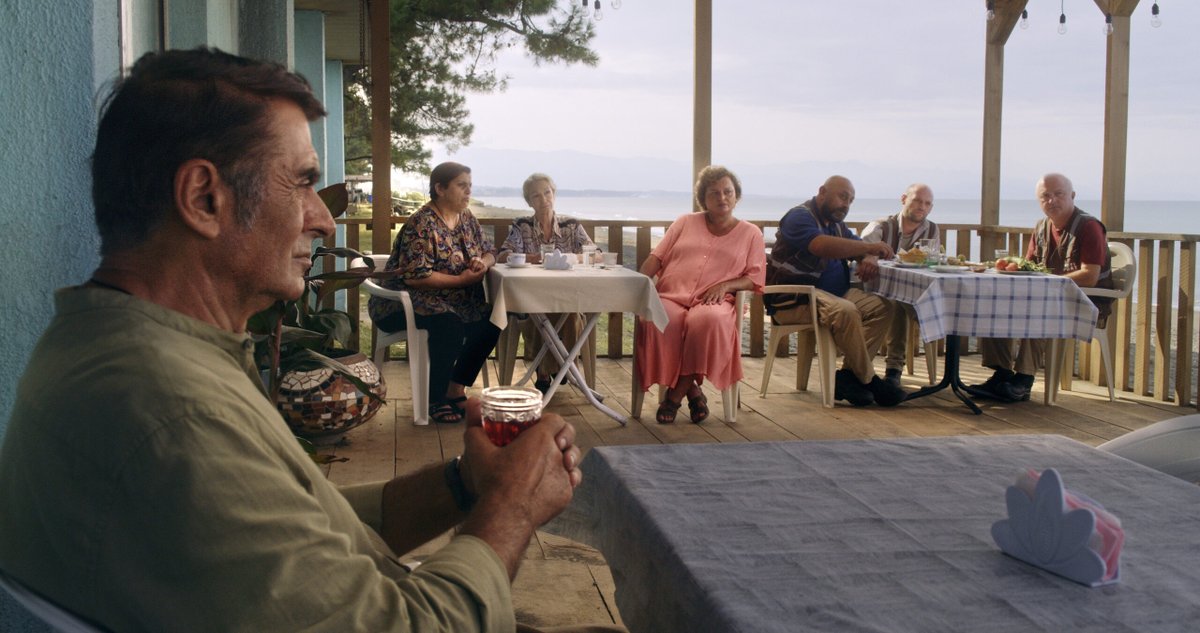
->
xmin=900 ymin=186 xmax=934 ymax=224
xmin=526 ymin=181 xmax=555 ymax=216
xmin=816 ymin=180 xmax=855 ymax=223
xmin=227 ymin=101 xmax=334 ymax=310
xmin=1036 ymin=176 xmax=1076 ymax=224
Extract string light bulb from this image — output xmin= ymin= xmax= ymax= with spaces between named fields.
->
xmin=593 ymin=0 xmax=603 ymax=21
xmin=1020 ymin=9 xmax=1030 ymax=29
xmin=580 ymin=0 xmax=588 ymax=18
xmin=1151 ymin=2 xmax=1162 ymax=28
xmin=986 ymin=1 xmax=995 ymax=21
xmin=1058 ymin=12 xmax=1068 ymax=35
xmin=1104 ymin=13 xmax=1114 ymax=36
xmin=611 ymin=0 xmax=622 ymax=9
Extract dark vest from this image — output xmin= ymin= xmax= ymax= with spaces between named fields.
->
xmin=765 ymin=200 xmax=853 ymax=312
xmin=1032 ymin=208 xmax=1114 ymax=321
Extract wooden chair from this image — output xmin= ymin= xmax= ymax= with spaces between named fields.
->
xmin=1045 ymin=242 xmax=1135 ymax=404
xmin=759 ymin=285 xmax=836 ymax=408
xmin=631 ymin=291 xmax=748 ymax=422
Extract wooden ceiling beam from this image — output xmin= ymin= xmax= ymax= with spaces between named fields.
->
xmin=986 ymin=0 xmax=1029 ymax=46
xmin=1093 ymin=0 xmax=1141 ymax=18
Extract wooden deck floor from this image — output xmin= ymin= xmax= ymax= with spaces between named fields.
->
xmin=319 ymin=352 xmax=1187 ymax=630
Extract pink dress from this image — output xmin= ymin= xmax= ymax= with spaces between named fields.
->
xmin=636 ymin=213 xmax=766 ymax=391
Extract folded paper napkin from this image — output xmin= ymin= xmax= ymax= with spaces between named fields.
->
xmin=543 ymin=249 xmax=573 ymax=270
xmin=991 ymin=468 xmax=1124 ymax=586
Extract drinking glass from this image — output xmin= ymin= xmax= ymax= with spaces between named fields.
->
xmin=539 ymin=243 xmax=555 ymax=264
xmin=602 ymin=252 xmax=620 ymax=268
xmin=581 ymin=244 xmax=598 ymax=268
xmin=919 ymin=239 xmax=938 ymax=266
xmin=480 ymin=386 xmax=543 ymax=447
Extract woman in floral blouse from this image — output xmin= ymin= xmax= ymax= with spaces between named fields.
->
xmin=368 ymin=162 xmax=499 ymax=423
xmin=497 ymin=173 xmax=595 ymax=393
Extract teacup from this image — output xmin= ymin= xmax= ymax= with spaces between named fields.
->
xmin=508 ymin=253 xmax=526 ymax=265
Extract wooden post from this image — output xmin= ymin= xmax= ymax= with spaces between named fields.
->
xmin=369 ymin=0 xmax=392 ymax=256
xmin=692 ymin=0 xmax=712 ymax=210
xmin=980 ymin=1 xmax=1027 ymax=257
xmin=1093 ymin=0 xmax=1141 ymax=232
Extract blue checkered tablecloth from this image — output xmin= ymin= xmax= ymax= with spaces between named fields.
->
xmin=866 ymin=264 xmax=1098 ymax=343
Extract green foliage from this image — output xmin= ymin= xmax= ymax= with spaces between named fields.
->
xmin=344 ymin=0 xmax=598 ymax=175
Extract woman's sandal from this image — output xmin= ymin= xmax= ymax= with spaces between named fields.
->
xmin=430 ymin=401 xmax=463 ymax=424
xmin=445 ymin=395 xmax=468 ymax=417
xmin=655 ymin=398 xmax=682 ymax=424
xmin=687 ymin=392 xmax=709 ymax=424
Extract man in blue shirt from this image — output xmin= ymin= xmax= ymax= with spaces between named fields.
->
xmin=766 ymin=176 xmax=905 ymax=406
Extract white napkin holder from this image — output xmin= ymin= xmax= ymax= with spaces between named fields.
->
xmin=991 ymin=468 xmax=1121 ymax=587
xmin=543 ymin=249 xmax=573 ymax=270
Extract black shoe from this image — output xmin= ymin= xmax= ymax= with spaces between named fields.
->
xmin=1009 ymin=373 xmax=1035 ymax=401
xmin=884 ymin=368 xmax=903 ymax=389
xmin=835 ymin=369 xmax=874 ymax=407
xmin=969 ymin=369 xmax=1018 ymax=402
xmin=867 ymin=376 xmax=906 ymax=407
xmin=534 ymin=378 xmax=552 ymax=395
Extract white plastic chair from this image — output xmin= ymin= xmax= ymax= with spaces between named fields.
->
xmin=631 ymin=291 xmax=748 ymax=422
xmin=1045 ymin=242 xmax=1136 ymax=404
xmin=355 ymin=255 xmax=432 ymax=426
xmin=1098 ymin=414 xmax=1200 ymax=484
xmin=0 ymin=568 xmax=104 ymax=632
xmin=759 ymin=285 xmax=837 ymax=408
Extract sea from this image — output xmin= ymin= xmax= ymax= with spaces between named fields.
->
xmin=475 ymin=193 xmax=1199 ymax=236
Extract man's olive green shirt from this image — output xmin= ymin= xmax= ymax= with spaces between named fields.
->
xmin=0 ymin=287 xmax=512 ymax=631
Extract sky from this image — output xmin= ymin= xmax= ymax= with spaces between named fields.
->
xmin=422 ymin=0 xmax=1199 ymax=201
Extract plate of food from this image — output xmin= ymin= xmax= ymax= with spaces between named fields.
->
xmin=992 ymin=256 xmax=1049 ymax=275
xmin=893 ymin=261 xmax=927 ymax=269
xmin=932 ymin=265 xmax=970 ymax=273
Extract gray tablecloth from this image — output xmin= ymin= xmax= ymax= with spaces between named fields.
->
xmin=544 ymin=436 xmax=1200 ymax=633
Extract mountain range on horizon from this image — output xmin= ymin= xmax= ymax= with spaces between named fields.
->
xmin=431 ymin=147 xmax=1036 ymax=200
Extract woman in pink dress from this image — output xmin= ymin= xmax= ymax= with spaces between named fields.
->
xmin=636 ymin=166 xmax=766 ymax=423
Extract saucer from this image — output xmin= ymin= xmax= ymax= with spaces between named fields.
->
xmin=506 ymin=262 xmax=530 ymax=268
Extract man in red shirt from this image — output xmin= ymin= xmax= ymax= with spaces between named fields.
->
xmin=970 ymin=173 xmax=1113 ymax=402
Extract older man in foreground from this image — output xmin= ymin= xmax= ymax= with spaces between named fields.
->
xmin=766 ymin=176 xmax=905 ymax=407
xmin=0 ymin=48 xmax=615 ymax=633
xmin=970 ymin=173 xmax=1114 ymax=402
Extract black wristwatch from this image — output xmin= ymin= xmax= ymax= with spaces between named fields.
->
xmin=444 ymin=455 xmax=476 ymax=512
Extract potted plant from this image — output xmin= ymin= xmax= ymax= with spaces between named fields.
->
xmin=247 ymin=184 xmax=394 ymax=444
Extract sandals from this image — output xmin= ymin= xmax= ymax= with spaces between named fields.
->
xmin=655 ymin=398 xmax=682 ymax=424
xmin=687 ymin=392 xmax=710 ymax=424
xmin=430 ymin=396 xmax=469 ymax=424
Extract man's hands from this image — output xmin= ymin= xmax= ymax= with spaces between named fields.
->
xmin=863 ymin=241 xmax=895 ymax=260
xmin=856 ymin=255 xmax=882 ymax=282
xmin=457 ymin=399 xmax=583 ymax=579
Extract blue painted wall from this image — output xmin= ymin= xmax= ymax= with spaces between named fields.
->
xmin=0 ymin=2 xmax=118 ymax=627
xmin=0 ymin=1 xmax=119 ymax=433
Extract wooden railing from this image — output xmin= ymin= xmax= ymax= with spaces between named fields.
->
xmin=332 ymin=216 xmax=1200 ymax=408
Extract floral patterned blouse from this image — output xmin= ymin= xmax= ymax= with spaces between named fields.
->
xmin=497 ymin=213 xmax=595 ymax=259
xmin=367 ymin=203 xmax=494 ymax=324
